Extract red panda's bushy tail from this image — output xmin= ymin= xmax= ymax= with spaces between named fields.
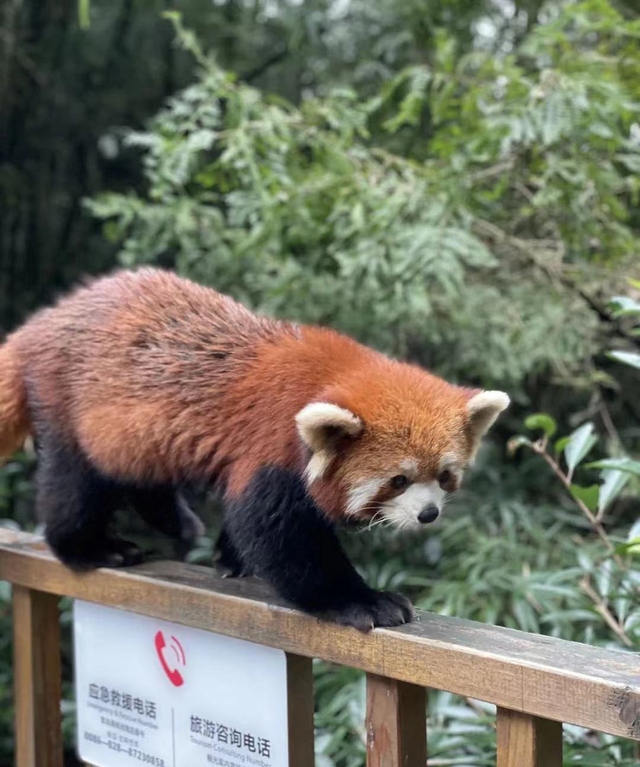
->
xmin=0 ymin=343 xmax=29 ymax=458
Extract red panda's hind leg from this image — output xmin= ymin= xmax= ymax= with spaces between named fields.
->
xmin=125 ymin=486 xmax=204 ymax=541
xmin=37 ymin=434 xmax=142 ymax=569
xmin=126 ymin=486 xmax=205 ymax=560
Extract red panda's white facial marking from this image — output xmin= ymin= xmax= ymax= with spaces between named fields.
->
xmin=346 ymin=478 xmax=385 ymax=517
xmin=344 ymin=455 xmax=461 ymax=529
xmin=380 ymin=480 xmax=447 ymax=531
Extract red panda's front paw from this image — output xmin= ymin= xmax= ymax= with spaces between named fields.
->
xmin=327 ymin=591 xmax=414 ymax=633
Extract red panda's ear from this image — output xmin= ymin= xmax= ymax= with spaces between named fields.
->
xmin=466 ymin=391 xmax=510 ymax=459
xmin=295 ymin=403 xmax=363 ymax=481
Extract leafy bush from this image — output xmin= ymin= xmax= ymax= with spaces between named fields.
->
xmin=89 ymin=4 xmax=639 ymax=394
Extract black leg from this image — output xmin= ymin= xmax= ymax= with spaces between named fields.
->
xmin=126 ymin=486 xmax=205 ymax=542
xmin=215 ymin=523 xmax=254 ymax=577
xmin=224 ymin=467 xmax=414 ymax=632
xmin=37 ymin=435 xmax=142 ymax=569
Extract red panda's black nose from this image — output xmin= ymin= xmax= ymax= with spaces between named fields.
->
xmin=418 ymin=505 xmax=439 ymax=524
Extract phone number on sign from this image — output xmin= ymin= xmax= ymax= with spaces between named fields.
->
xmin=84 ymin=732 xmax=165 ymax=766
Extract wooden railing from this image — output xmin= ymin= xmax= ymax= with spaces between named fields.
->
xmin=1 ymin=529 xmax=638 ymax=767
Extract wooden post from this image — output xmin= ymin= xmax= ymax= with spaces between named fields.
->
xmin=286 ymin=653 xmax=315 ymax=766
xmin=365 ymin=673 xmax=426 ymax=767
xmin=496 ymin=708 xmax=562 ymax=767
xmin=12 ymin=586 xmax=63 ymax=767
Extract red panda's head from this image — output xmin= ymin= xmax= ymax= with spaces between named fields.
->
xmin=295 ymin=362 xmax=509 ymax=530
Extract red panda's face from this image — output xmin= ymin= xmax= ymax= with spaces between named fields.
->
xmin=339 ymin=445 xmax=465 ymax=531
xmin=296 ymin=384 xmax=509 ymax=530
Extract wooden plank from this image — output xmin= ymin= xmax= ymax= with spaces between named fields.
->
xmin=0 ymin=530 xmax=639 ymax=740
xmin=13 ymin=585 xmax=63 ymax=767
xmin=496 ymin=708 xmax=562 ymax=767
xmin=365 ymin=674 xmax=426 ymax=767
xmin=286 ymin=654 xmax=315 ymax=766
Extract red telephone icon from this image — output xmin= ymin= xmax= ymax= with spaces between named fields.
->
xmin=154 ymin=630 xmax=185 ymax=687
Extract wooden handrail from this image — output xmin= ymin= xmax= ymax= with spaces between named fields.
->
xmin=1 ymin=528 xmax=638 ymax=747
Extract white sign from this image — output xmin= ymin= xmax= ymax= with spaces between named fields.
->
xmin=74 ymin=601 xmax=289 ymax=767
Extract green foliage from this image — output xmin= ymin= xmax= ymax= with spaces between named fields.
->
xmin=77 ymin=0 xmax=91 ymax=29
xmin=0 ymin=452 xmax=36 ymax=529
xmin=88 ymin=2 xmax=640 ymax=392
xmin=514 ymin=413 xmax=637 ymax=540
xmin=607 ymin=282 xmax=640 ymax=369
xmin=525 ymin=413 xmax=558 ymax=438
xmin=88 ymin=14 xmax=501 ymax=369
xmin=563 ymin=423 xmax=598 ymax=477
xmin=610 ymin=295 xmax=640 ymax=318
xmin=609 ymin=350 xmax=640 ymax=369
xmin=313 ymin=453 xmax=640 ymax=766
xmin=587 ymin=457 xmax=640 ymax=477
xmin=569 ymin=483 xmax=600 ymax=512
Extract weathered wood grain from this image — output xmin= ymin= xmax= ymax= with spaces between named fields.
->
xmin=1 ymin=531 xmax=639 ymax=741
xmin=286 ymin=654 xmax=315 ymax=766
xmin=12 ymin=585 xmax=63 ymax=767
xmin=496 ymin=708 xmax=562 ymax=767
xmin=365 ymin=674 xmax=426 ymax=767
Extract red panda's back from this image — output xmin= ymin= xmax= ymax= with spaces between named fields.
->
xmin=11 ymin=269 xmax=288 ymax=482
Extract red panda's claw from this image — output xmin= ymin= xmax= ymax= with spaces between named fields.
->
xmin=371 ymin=590 xmax=415 ymax=628
xmin=86 ymin=540 xmax=143 ymax=569
xmin=330 ymin=607 xmax=377 ymax=633
xmin=326 ymin=590 xmax=414 ymax=632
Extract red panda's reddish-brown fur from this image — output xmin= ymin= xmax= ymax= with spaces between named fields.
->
xmin=0 ymin=344 xmax=29 ymax=457
xmin=0 ymin=268 xmax=512 ymax=630
xmin=3 ymin=268 xmax=477 ymax=519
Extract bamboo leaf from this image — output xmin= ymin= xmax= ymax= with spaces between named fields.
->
xmin=597 ymin=470 xmax=630 ymax=515
xmin=628 ymin=519 xmax=640 ymax=544
xmin=564 ymin=423 xmax=597 ymax=474
xmin=585 ymin=458 xmax=640 ymax=477
xmin=569 ymin=484 xmax=599 ymax=512
xmin=607 ymin=351 xmax=640 ymax=370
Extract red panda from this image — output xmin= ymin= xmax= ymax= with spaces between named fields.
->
xmin=0 ymin=268 xmax=509 ymax=630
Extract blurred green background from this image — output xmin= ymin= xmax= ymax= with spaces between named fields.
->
xmin=0 ymin=0 xmax=639 ymax=765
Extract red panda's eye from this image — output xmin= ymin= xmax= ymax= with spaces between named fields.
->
xmin=391 ymin=475 xmax=409 ymax=490
xmin=438 ymin=470 xmax=452 ymax=488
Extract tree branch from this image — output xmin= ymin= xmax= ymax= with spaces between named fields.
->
xmin=580 ymin=576 xmax=633 ymax=647
xmin=242 ymin=45 xmax=289 ymax=84
xmin=528 ymin=439 xmax=623 ymax=566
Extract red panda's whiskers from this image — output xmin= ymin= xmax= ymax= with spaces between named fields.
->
xmin=347 ymin=502 xmax=381 ymax=518
xmin=359 ymin=509 xmax=391 ymax=533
